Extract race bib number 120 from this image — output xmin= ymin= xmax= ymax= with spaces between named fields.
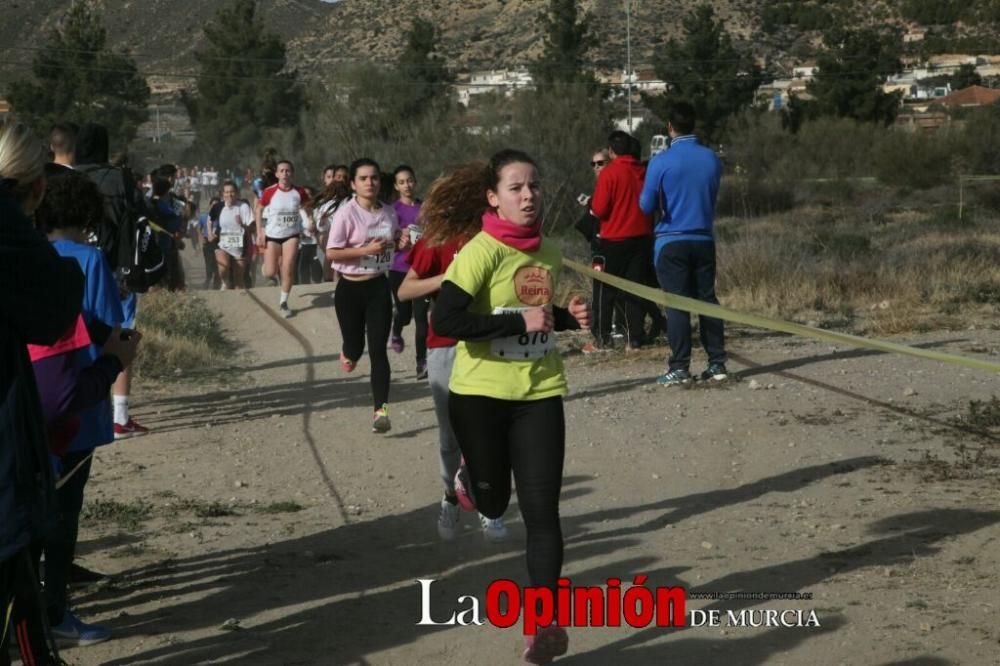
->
xmin=359 ymin=232 xmax=393 ymax=272
xmin=490 ymin=307 xmax=555 ymax=359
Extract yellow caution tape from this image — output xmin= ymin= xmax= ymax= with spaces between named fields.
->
xmin=564 ymin=259 xmax=1000 ymax=374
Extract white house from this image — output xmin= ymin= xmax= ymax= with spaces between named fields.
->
xmin=791 ymin=61 xmax=819 ymax=80
xmin=456 ymin=69 xmax=534 ymax=106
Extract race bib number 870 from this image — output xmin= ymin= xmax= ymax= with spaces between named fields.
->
xmin=490 ymin=307 xmax=555 ymax=359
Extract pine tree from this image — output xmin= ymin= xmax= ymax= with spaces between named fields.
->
xmin=397 ymin=18 xmax=453 ymax=117
xmin=530 ymin=0 xmax=596 ymax=87
xmin=807 ymin=26 xmax=903 ymax=126
xmin=182 ymin=0 xmax=303 ymax=164
xmin=648 ymin=4 xmax=763 ymax=143
xmin=6 ymin=0 xmax=150 ymax=150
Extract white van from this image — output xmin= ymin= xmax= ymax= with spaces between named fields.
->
xmin=650 ymin=135 xmax=669 ymax=157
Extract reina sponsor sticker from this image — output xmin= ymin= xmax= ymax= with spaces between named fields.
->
xmin=514 ymin=266 xmax=552 ymax=306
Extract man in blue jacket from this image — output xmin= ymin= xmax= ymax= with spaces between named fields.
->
xmin=639 ymin=102 xmax=728 ymax=386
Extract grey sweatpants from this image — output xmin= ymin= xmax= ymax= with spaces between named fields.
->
xmin=427 ymin=346 xmax=461 ymax=493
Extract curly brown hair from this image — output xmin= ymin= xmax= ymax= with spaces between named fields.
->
xmin=419 ymin=149 xmax=537 ymax=247
xmin=34 ymin=168 xmax=105 ymax=234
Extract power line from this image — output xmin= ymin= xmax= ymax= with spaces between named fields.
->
xmin=0 ymin=57 xmax=918 ymax=89
xmin=0 ymin=43 xmax=933 ymax=70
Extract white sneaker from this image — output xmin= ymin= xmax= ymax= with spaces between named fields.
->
xmin=480 ymin=514 xmax=509 ymax=542
xmin=437 ymin=497 xmax=460 ymax=541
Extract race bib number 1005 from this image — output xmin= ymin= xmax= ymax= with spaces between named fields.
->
xmin=274 ymin=211 xmax=300 ymax=230
xmin=490 ymin=307 xmax=555 ymax=360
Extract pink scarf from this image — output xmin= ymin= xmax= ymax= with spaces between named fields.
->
xmin=482 ymin=210 xmax=542 ymax=252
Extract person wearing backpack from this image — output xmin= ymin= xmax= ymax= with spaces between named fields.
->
xmin=73 ymin=123 xmax=156 ymax=440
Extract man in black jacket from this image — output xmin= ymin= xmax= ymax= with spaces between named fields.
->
xmin=0 ymin=178 xmax=83 ymax=665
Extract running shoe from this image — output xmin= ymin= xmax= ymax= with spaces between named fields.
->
xmin=698 ymin=363 xmax=730 ymax=382
xmin=453 ymin=457 xmax=477 ymax=512
xmin=480 ymin=514 xmax=509 ymax=542
xmin=416 ymin=361 xmax=428 ymax=380
xmin=51 ymin=610 xmax=110 ymax=647
xmin=372 ymin=404 xmax=391 ymax=433
xmin=437 ymin=496 xmax=460 ymax=541
xmin=580 ymin=342 xmax=610 ymax=354
xmin=390 ymin=335 xmax=405 ymax=353
xmin=113 ymin=418 xmax=149 ymax=440
xmin=523 ymin=625 xmax=569 ymax=665
xmin=339 ymin=353 xmax=355 ymax=374
xmin=279 ymin=302 xmax=292 ymax=318
xmin=655 ymin=368 xmax=692 ymax=387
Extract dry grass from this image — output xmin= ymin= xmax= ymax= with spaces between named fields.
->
xmin=133 ymin=290 xmax=238 ymax=380
xmin=714 ymin=207 xmax=1000 ymax=335
xmin=556 ymin=205 xmax=1000 ymax=337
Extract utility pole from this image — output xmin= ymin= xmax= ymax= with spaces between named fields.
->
xmin=626 ymin=0 xmax=633 ymax=132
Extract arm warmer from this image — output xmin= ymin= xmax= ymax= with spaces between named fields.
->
xmin=432 ymin=281 xmax=526 ymax=342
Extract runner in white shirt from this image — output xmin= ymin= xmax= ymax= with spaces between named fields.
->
xmin=255 ymin=159 xmax=308 ymax=318
xmin=215 ymin=180 xmax=253 ymax=290
xmin=297 ymin=186 xmax=323 ymax=284
xmin=312 ymin=169 xmax=350 ymax=283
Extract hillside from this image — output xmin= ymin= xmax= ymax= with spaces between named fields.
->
xmin=2 ymin=0 xmax=998 ymax=89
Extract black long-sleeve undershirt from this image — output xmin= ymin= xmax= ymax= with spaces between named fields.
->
xmin=432 ymin=281 xmax=580 ymax=343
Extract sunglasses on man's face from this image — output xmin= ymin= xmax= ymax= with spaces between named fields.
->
xmin=591 ymin=160 xmax=607 ymax=168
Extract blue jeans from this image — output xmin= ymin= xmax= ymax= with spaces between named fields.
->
xmin=654 ymin=240 xmax=726 ymax=371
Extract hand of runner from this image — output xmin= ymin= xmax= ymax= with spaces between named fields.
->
xmin=568 ymin=296 xmax=591 ymax=329
xmin=103 ymin=329 xmax=142 ymax=369
xmin=397 ymin=232 xmax=412 ymax=251
xmin=522 ymin=306 xmax=554 ymax=333
xmin=365 ymin=237 xmax=388 ymax=256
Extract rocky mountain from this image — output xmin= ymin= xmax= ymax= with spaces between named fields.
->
xmin=0 ymin=0 xmax=992 ymax=94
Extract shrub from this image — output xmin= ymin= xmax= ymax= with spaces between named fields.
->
xmin=134 ymin=291 xmax=237 ymax=379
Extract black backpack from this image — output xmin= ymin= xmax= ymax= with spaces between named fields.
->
xmin=77 ymin=164 xmax=165 ymax=293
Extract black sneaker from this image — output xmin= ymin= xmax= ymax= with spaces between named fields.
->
xmin=656 ymin=368 xmax=692 ymax=387
xmin=699 ymin=363 xmax=729 ymax=382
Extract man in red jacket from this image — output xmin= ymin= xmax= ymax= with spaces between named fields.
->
xmin=589 ymin=130 xmax=654 ymax=350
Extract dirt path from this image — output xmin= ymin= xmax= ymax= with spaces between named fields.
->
xmin=60 ymin=248 xmax=1000 ymax=665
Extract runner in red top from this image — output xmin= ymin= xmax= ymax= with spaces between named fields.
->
xmin=255 ymin=159 xmax=308 ymax=317
xmin=397 ymin=162 xmax=509 ymax=544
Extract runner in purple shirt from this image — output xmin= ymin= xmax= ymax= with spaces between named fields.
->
xmin=388 ymin=165 xmax=429 ymax=379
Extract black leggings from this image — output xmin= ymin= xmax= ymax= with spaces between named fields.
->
xmin=449 ymin=393 xmax=565 ymax=590
xmin=388 ymin=270 xmax=429 ymax=364
xmin=334 ymin=275 xmax=392 ymax=409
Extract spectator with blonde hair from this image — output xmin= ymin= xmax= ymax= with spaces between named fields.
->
xmin=0 ymin=117 xmax=84 ymax=665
